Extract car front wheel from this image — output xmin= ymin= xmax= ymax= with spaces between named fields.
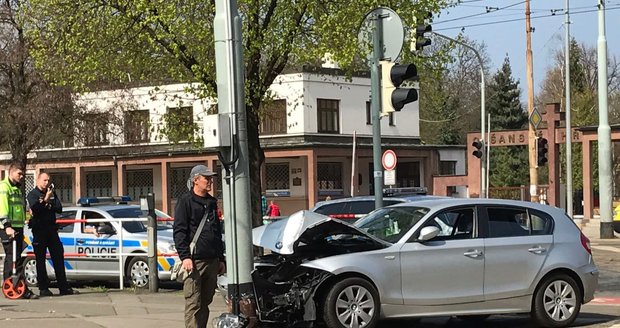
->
xmin=531 ymin=274 xmax=581 ymax=327
xmin=127 ymin=257 xmax=150 ymax=289
xmin=23 ymin=257 xmax=38 ymax=287
xmin=323 ymin=277 xmax=380 ymax=328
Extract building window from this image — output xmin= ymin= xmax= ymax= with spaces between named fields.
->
xmin=124 ymin=110 xmax=150 ymax=143
xmin=260 ymin=99 xmax=287 ymax=135
xmin=266 ymin=163 xmax=290 ymax=194
xmin=126 ymin=170 xmax=153 ymax=201
xmin=439 ymin=161 xmax=457 ymax=176
xmin=85 ymin=171 xmax=112 ymax=197
xmin=366 ymin=101 xmax=394 ymax=126
xmin=318 ymin=162 xmax=343 ymax=195
xmin=317 ymin=99 xmax=339 ymax=133
xmin=82 ymin=114 xmax=109 ymax=146
xmin=164 ymin=106 xmax=195 ymax=142
xmin=48 ymin=172 xmax=73 ymax=204
xmin=396 ymin=162 xmax=420 ymax=187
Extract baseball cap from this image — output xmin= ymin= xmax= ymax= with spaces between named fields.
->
xmin=190 ymin=165 xmax=217 ymax=179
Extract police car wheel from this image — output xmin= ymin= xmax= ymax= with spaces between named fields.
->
xmin=127 ymin=257 xmax=150 ymax=289
xmin=23 ymin=257 xmax=38 ymax=287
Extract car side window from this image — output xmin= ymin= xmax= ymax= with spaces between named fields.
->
xmin=350 ymin=201 xmax=375 ymax=215
xmin=420 ymin=208 xmax=475 ymax=240
xmin=530 ymin=210 xmax=553 ymax=235
xmin=487 ymin=207 xmax=530 ymax=238
xmin=314 ymin=203 xmax=348 ymax=216
xmin=56 ymin=210 xmax=77 ymax=234
xmin=82 ymin=211 xmax=114 ymax=235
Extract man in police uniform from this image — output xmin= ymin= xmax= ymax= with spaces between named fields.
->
xmin=0 ymin=162 xmax=38 ymax=299
xmin=27 ymin=172 xmax=75 ymax=297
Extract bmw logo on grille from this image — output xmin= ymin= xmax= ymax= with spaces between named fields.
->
xmin=275 ymin=241 xmax=283 ymax=249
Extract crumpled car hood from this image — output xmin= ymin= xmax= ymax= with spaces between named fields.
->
xmin=253 ymin=210 xmax=386 ymax=255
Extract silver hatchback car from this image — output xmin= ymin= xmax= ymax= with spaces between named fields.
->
xmin=218 ymin=198 xmax=598 ymax=328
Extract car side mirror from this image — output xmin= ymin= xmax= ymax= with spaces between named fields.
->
xmin=97 ymin=224 xmax=116 ymax=235
xmin=418 ymin=226 xmax=440 ymax=241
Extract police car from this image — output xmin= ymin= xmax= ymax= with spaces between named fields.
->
xmin=23 ymin=197 xmax=179 ymax=288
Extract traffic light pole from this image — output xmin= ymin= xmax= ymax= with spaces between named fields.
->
xmin=431 ymin=32 xmax=486 ymax=197
xmin=371 ymin=14 xmax=385 ymax=209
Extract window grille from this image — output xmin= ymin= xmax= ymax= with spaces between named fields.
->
xmin=82 ymin=113 xmax=110 ymax=146
xmin=48 ymin=172 xmax=73 ymax=203
xmin=439 ymin=161 xmax=457 ymax=176
xmin=396 ymin=162 xmax=420 ymax=187
xmin=86 ymin=171 xmax=112 ymax=197
xmin=170 ymin=167 xmax=192 ymax=199
xmin=215 ymin=164 xmax=222 ymax=199
xmin=126 ymin=170 xmax=153 ymax=201
xmin=260 ymin=100 xmax=287 ymax=135
xmin=317 ymin=162 xmax=343 ymax=191
xmin=266 ymin=163 xmax=290 ymax=191
xmin=317 ymin=99 xmax=339 ymax=133
xmin=124 ymin=110 xmax=150 ymax=143
xmin=24 ymin=174 xmax=35 ymax=197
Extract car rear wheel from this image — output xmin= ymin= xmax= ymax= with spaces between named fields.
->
xmin=531 ymin=274 xmax=581 ymax=328
xmin=127 ymin=257 xmax=150 ymax=289
xmin=23 ymin=257 xmax=38 ymax=287
xmin=323 ymin=277 xmax=379 ymax=328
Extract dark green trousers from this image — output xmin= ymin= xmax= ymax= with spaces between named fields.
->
xmin=183 ymin=258 xmax=219 ymax=328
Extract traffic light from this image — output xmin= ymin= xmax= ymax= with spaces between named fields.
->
xmin=536 ymin=137 xmax=548 ymax=167
xmin=381 ymin=61 xmax=419 ymax=116
xmin=411 ymin=24 xmax=432 ymax=52
xmin=472 ymin=139 xmax=483 ymax=159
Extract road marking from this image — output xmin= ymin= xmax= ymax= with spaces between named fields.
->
xmin=590 ymin=297 xmax=620 ymax=306
xmin=591 ymin=245 xmax=620 ymax=253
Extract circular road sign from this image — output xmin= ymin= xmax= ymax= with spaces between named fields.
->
xmin=358 ymin=7 xmax=405 ymax=62
xmin=382 ymin=149 xmax=397 ymax=171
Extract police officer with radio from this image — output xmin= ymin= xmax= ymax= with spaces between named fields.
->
xmin=27 ymin=172 xmax=75 ymax=297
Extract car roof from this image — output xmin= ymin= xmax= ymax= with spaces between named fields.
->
xmin=312 ymin=195 xmax=443 ymax=208
xmin=64 ymin=204 xmax=140 ymax=212
xmin=389 ymin=197 xmax=565 ymax=215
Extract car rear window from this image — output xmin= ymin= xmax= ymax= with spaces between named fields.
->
xmin=314 ymin=202 xmax=348 ymax=215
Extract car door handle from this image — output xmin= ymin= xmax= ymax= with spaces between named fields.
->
xmin=528 ymin=246 xmax=547 ymax=254
xmin=384 ymin=255 xmax=396 ymax=260
xmin=77 ymin=239 xmax=85 ymax=244
xmin=463 ymin=250 xmax=483 ymax=258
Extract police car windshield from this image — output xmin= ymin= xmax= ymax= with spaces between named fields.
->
xmin=107 ymin=208 xmax=148 ymax=233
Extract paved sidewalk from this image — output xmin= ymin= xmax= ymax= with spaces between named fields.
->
xmin=0 ymin=287 xmax=228 ymax=327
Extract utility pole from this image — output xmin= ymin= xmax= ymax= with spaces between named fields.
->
xmin=596 ymin=0 xmax=615 ymax=238
xmin=214 ymin=0 xmax=254 ymax=317
xmin=371 ymin=14 xmax=385 ymax=210
xmin=525 ymin=0 xmax=539 ymax=203
xmin=565 ymin=0 xmax=573 ymax=217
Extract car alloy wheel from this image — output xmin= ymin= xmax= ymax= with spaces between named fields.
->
xmin=532 ymin=274 xmax=581 ymax=327
xmin=128 ymin=257 xmax=149 ymax=288
xmin=23 ymin=257 xmax=38 ymax=287
xmin=323 ymin=277 xmax=379 ymax=328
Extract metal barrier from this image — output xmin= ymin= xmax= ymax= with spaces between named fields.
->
xmin=1 ymin=216 xmax=179 ymax=291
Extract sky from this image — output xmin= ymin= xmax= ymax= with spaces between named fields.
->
xmin=435 ymin=0 xmax=620 ymax=95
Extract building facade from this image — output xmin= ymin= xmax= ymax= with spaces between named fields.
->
xmin=1 ymin=67 xmax=466 ymax=215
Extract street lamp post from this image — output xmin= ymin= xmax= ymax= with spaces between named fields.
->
xmin=432 ymin=32 xmax=487 ymax=198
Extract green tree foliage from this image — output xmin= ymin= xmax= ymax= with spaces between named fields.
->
xmin=487 ymin=56 xmax=527 ymax=130
xmin=486 ymin=56 xmax=528 ymax=187
xmin=0 ymin=0 xmax=79 ymax=168
xmin=21 ymin=0 xmax=452 ymax=225
xmin=419 ymin=36 xmax=491 ymax=145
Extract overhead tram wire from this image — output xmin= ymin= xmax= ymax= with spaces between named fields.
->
xmin=435 ymin=5 xmax=620 ymax=32
xmin=435 ymin=0 xmax=527 ymax=25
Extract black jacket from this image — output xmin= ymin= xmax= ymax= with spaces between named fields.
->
xmin=27 ymin=187 xmax=62 ymax=232
xmin=173 ymin=191 xmax=224 ymax=262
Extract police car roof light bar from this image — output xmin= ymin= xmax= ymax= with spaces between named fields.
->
xmin=77 ymin=196 xmax=132 ymax=206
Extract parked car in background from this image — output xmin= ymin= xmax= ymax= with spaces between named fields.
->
xmin=310 ymin=192 xmax=444 ymax=222
xmin=218 ymin=198 xmax=598 ymax=328
xmin=23 ymin=197 xmax=178 ymax=289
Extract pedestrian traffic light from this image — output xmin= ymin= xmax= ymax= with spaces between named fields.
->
xmin=411 ymin=24 xmax=432 ymax=52
xmin=381 ymin=61 xmax=419 ymax=117
xmin=536 ymin=137 xmax=548 ymax=167
xmin=472 ymin=139 xmax=483 ymax=159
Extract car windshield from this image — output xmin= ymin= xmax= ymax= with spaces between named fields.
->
xmin=354 ymin=206 xmax=430 ymax=243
